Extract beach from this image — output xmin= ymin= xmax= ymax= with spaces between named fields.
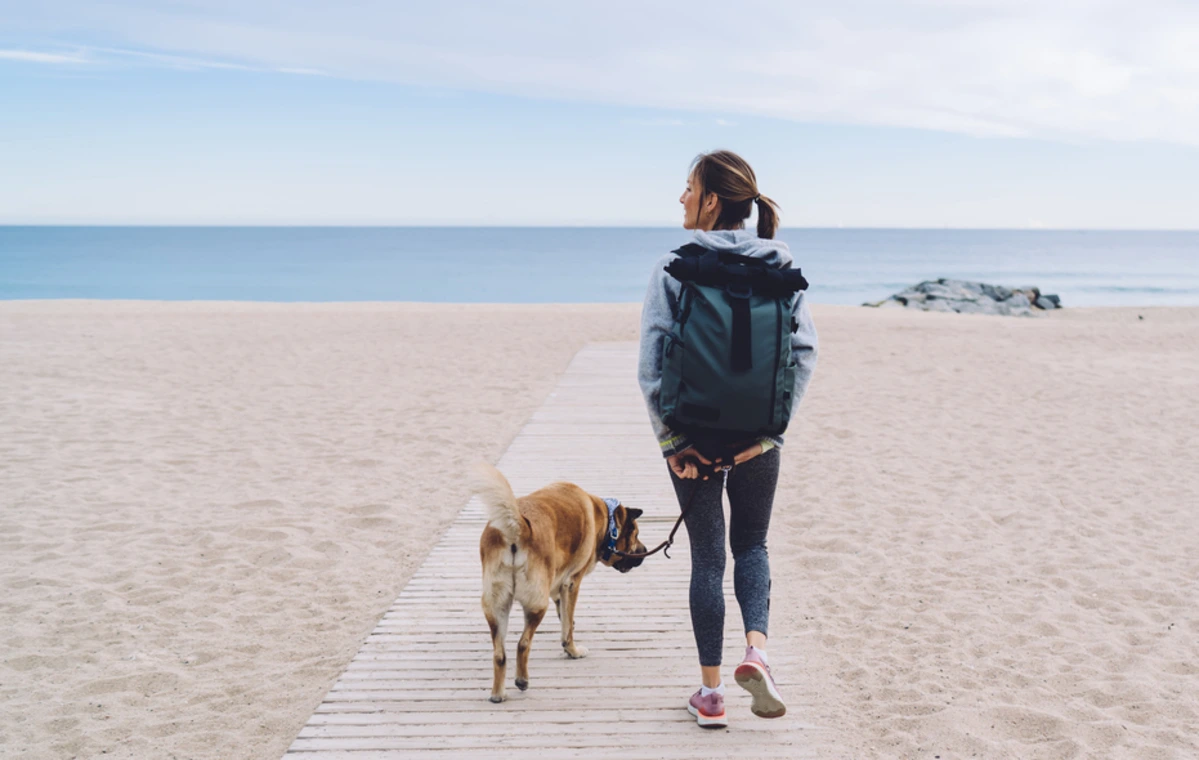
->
xmin=2 ymin=301 xmax=1197 ymax=759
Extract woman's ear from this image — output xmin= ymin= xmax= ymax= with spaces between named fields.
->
xmin=705 ymin=193 xmax=720 ymax=215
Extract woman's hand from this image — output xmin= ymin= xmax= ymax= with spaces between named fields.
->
xmin=667 ymin=447 xmax=713 ymax=480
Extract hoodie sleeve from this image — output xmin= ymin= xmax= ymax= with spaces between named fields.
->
xmin=789 ymin=291 xmax=819 ymax=410
xmin=638 ymin=254 xmax=692 ymax=458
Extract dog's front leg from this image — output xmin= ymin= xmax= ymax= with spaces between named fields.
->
xmin=514 ymin=606 xmax=546 ymax=691
xmin=560 ymin=574 xmax=589 ymax=659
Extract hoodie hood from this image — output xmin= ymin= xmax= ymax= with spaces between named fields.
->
xmin=691 ymin=229 xmax=792 ymax=269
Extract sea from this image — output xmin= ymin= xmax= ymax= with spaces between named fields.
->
xmin=1 ymin=227 xmax=1197 ymax=307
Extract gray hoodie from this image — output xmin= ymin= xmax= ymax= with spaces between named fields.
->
xmin=638 ymin=229 xmax=819 ymax=458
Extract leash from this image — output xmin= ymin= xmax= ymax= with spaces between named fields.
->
xmin=609 ymin=460 xmax=731 ymax=561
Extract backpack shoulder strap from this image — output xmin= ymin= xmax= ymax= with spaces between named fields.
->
xmin=670 ymin=243 xmax=709 ymax=259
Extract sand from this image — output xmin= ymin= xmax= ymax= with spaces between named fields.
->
xmin=1 ymin=302 xmax=1196 ymax=759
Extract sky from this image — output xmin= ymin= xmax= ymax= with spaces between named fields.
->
xmin=1 ymin=1 xmax=1197 ymax=228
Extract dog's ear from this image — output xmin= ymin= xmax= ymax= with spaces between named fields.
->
xmin=625 ymin=507 xmax=643 ymax=521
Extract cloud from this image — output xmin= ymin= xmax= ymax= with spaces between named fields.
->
xmin=0 ymin=49 xmax=87 ymax=64
xmin=622 ymin=117 xmax=686 ymax=126
xmin=90 ymin=46 xmax=258 ymax=71
xmin=275 ymin=67 xmax=327 ymax=76
xmin=8 ymin=0 xmax=1199 ymax=144
xmin=0 ymin=43 xmax=328 ymax=76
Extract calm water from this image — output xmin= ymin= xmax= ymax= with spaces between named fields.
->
xmin=1 ymin=227 xmax=1197 ymax=306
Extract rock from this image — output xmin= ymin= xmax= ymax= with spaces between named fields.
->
xmin=867 ymin=279 xmax=1059 ymax=317
xmin=963 ymin=298 xmax=1011 ymax=314
xmin=951 ymin=300 xmax=995 ymax=315
xmin=918 ymin=281 xmax=981 ymax=302
xmin=1006 ymin=292 xmax=1031 ymax=309
xmin=896 ymin=292 xmax=927 ymax=305
xmin=914 ymin=281 xmax=948 ymax=296
xmin=941 ymin=279 xmax=985 ymax=295
xmin=981 ymin=284 xmax=1013 ymax=301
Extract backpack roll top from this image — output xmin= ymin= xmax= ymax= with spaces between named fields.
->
xmin=659 ymin=244 xmax=808 ymax=439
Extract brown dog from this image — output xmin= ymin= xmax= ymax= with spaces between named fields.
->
xmin=475 ymin=463 xmax=647 ymax=703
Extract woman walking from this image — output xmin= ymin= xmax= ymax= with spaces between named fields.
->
xmin=638 ymin=150 xmax=819 ymax=728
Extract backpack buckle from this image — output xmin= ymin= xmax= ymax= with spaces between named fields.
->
xmin=725 ymin=281 xmax=753 ymax=300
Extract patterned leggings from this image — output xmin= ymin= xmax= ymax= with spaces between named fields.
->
xmin=668 ymin=447 xmax=780 ymax=667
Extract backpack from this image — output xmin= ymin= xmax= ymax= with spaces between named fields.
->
xmin=659 ymin=243 xmax=809 ymax=440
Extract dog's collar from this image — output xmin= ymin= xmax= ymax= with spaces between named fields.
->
xmin=601 ymin=498 xmax=620 ymax=561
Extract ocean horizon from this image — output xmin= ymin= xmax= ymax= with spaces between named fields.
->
xmin=2 ymin=226 xmax=1197 ymax=307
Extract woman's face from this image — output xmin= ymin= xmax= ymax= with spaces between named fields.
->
xmin=680 ymin=173 xmax=707 ymax=230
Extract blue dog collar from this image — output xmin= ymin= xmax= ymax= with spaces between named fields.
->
xmin=601 ymin=498 xmax=620 ymax=560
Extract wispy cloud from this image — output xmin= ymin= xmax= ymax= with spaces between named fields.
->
xmin=622 ymin=117 xmax=686 ymax=126
xmin=86 ymin=45 xmax=327 ymax=75
xmin=0 ymin=49 xmax=88 ymax=64
xmin=7 ymin=1 xmax=1199 ymax=144
xmin=90 ymin=45 xmax=257 ymax=71
xmin=275 ymin=67 xmax=327 ymax=76
xmin=0 ymin=43 xmax=328 ymax=75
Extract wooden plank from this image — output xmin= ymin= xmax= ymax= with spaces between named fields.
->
xmin=284 ymin=747 xmax=809 ymax=760
xmin=303 ymin=708 xmax=810 ymax=725
xmin=288 ymin=732 xmax=802 ymax=750
xmin=312 ymin=698 xmax=780 ymax=714
xmin=297 ymin=721 xmax=814 ymax=738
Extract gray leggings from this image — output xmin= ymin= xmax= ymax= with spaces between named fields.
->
xmin=668 ymin=447 xmax=780 ymax=667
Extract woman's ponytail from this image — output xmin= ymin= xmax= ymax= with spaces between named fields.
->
xmin=755 ymin=194 xmax=780 ymax=240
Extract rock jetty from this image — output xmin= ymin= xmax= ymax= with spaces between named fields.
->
xmin=863 ymin=279 xmax=1062 ymax=316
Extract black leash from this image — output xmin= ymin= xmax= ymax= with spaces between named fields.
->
xmin=609 ymin=460 xmax=731 ymax=560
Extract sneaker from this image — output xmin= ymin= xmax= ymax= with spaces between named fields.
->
xmin=687 ymin=689 xmax=728 ymax=728
xmin=734 ymin=646 xmax=787 ymax=718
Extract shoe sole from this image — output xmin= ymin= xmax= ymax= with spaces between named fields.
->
xmin=687 ymin=703 xmax=728 ymax=728
xmin=735 ymin=662 xmax=787 ymax=718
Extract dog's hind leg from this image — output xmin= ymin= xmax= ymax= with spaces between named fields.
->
xmin=483 ymin=588 xmax=513 ymax=703
xmin=514 ymin=606 xmax=546 ymax=692
xmin=559 ymin=572 xmax=589 ymax=659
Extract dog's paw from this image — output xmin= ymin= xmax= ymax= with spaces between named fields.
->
xmin=514 ymin=677 xmax=529 ymax=691
xmin=488 ymin=693 xmax=506 ymax=703
xmin=565 ymin=644 xmax=589 ymax=659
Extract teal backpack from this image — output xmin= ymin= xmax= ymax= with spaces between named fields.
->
xmin=659 ymin=243 xmax=809 ymax=440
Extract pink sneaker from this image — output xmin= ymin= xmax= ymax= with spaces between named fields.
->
xmin=687 ymin=689 xmax=728 ymax=728
xmin=734 ymin=646 xmax=787 ymax=718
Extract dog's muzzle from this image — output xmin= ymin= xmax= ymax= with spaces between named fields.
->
xmin=613 ymin=544 xmax=647 ymax=573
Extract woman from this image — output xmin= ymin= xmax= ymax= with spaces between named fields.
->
xmin=638 ymin=150 xmax=819 ymax=728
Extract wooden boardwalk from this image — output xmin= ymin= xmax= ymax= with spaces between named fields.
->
xmin=284 ymin=342 xmax=832 ymax=759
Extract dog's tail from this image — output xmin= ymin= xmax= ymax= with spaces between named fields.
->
xmin=473 ymin=462 xmax=525 ymax=545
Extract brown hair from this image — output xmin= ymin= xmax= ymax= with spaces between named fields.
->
xmin=689 ymin=150 xmax=780 ymax=239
